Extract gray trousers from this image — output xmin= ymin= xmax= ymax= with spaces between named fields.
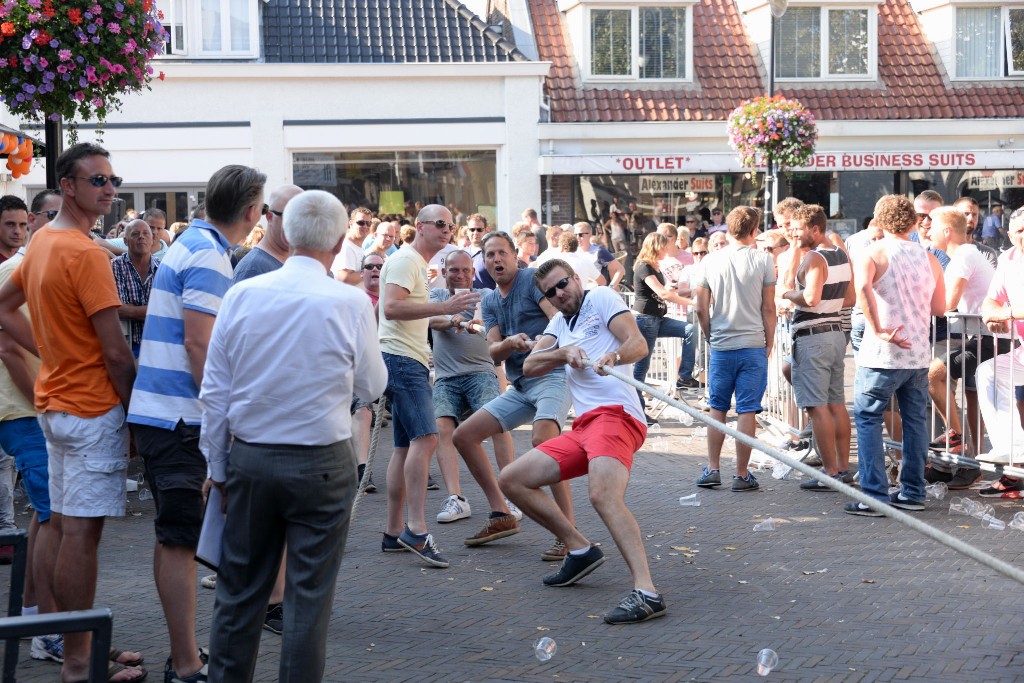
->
xmin=208 ymin=438 xmax=357 ymax=683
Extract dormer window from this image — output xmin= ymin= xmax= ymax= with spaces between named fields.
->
xmin=558 ymin=0 xmax=696 ymax=82
xmin=954 ymin=6 xmax=1024 ymax=78
xmin=774 ymin=6 xmax=877 ymax=80
xmin=158 ymin=0 xmax=260 ymax=59
xmin=589 ymin=6 xmax=692 ymax=80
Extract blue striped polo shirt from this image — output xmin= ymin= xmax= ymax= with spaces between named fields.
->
xmin=127 ymin=221 xmax=233 ymax=429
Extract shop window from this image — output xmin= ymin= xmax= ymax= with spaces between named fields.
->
xmin=954 ymin=6 xmax=1024 ymax=79
xmin=292 ymin=151 xmax=497 ymax=221
xmin=588 ymin=5 xmax=692 ymax=81
xmin=158 ymin=0 xmax=259 ymax=59
xmin=775 ymin=6 xmax=876 ymax=80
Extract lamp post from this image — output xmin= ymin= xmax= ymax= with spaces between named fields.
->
xmin=764 ymin=0 xmax=789 ymax=230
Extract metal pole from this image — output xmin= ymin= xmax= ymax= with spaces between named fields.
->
xmin=764 ymin=14 xmax=776 ymax=232
xmin=43 ymin=118 xmax=62 ymax=190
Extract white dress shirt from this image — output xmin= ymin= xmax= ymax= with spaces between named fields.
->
xmin=201 ymin=255 xmax=387 ymax=482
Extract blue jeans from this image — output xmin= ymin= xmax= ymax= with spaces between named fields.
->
xmin=633 ymin=314 xmax=696 ymax=399
xmin=854 ymin=366 xmax=929 ymax=504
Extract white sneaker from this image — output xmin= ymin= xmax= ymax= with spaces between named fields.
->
xmin=30 ymin=634 xmax=63 ymax=663
xmin=505 ymin=498 xmax=523 ymax=521
xmin=200 ymin=573 xmax=217 ymax=589
xmin=436 ymin=495 xmax=471 ymax=523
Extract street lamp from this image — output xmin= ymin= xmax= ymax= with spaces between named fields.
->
xmin=764 ymin=0 xmax=789 ymax=230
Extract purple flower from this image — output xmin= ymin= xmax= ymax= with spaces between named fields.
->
xmin=92 ymin=35 xmax=100 ymax=43
xmin=115 ymin=1 xmax=124 ymax=9
xmin=87 ymin=23 xmax=97 ymax=34
xmin=58 ymin=49 xmax=72 ymax=61
xmin=26 ymin=0 xmax=41 ymax=7
xmin=108 ymin=22 xmax=121 ymax=34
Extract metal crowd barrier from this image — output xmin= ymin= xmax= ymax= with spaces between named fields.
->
xmin=925 ymin=312 xmax=1021 ymax=476
xmin=0 ymin=529 xmax=113 ymax=683
xmin=759 ymin=314 xmax=811 ymax=445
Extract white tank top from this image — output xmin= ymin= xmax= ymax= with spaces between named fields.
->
xmin=858 ymin=240 xmax=934 ymax=369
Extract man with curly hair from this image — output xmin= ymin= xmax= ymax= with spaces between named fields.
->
xmin=846 ymin=195 xmax=945 ymax=516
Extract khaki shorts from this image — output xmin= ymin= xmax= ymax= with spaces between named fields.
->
xmin=39 ymin=405 xmax=129 ymax=518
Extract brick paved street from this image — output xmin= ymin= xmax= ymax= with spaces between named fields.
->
xmin=4 ymin=411 xmax=1024 ymax=682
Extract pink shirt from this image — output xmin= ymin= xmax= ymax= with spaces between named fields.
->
xmin=986 ymin=246 xmax=1024 ymax=340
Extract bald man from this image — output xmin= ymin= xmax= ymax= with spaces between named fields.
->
xmin=379 ymin=205 xmax=481 ymax=568
xmin=233 ymin=184 xmax=304 ymax=283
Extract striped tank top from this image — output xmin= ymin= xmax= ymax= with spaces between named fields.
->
xmin=791 ymin=246 xmax=852 ymax=332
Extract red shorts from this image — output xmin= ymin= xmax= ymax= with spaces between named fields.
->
xmin=537 ymin=405 xmax=647 ymax=481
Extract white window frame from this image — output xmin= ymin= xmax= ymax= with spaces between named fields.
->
xmin=583 ymin=4 xmax=695 ymax=83
xmin=156 ymin=0 xmax=259 ymax=60
xmin=774 ymin=5 xmax=878 ymax=82
xmin=1008 ymin=6 xmax=1024 ymax=77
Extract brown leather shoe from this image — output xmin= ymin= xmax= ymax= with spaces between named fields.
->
xmin=463 ymin=513 xmax=520 ymax=546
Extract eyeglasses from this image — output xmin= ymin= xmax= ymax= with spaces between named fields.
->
xmin=542 ymin=276 xmax=572 ymax=299
xmin=685 ymin=220 xmax=696 ymax=224
xmin=692 ymin=250 xmax=708 ymax=256
xmin=420 ymin=219 xmax=455 ymax=232
xmin=916 ymin=213 xmax=932 ymax=221
xmin=467 ymin=227 xmax=485 ymax=233
xmin=34 ymin=209 xmax=58 ymax=220
xmin=261 ymin=204 xmax=284 ymax=217
xmin=68 ymin=174 xmax=123 ymax=188
xmin=362 ymin=263 xmax=383 ymax=271
xmin=574 ymin=232 xmax=591 ymax=236
xmin=354 ymin=220 xmax=372 ymax=227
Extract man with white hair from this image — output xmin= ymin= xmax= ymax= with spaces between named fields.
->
xmin=203 ymin=190 xmax=387 ymax=681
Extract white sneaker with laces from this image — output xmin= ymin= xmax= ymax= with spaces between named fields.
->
xmin=505 ymin=498 xmax=523 ymax=521
xmin=30 ymin=634 xmax=63 ymax=663
xmin=436 ymin=495 xmax=471 ymax=523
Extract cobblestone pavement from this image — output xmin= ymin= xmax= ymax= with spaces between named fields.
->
xmin=4 ymin=405 xmax=1024 ymax=682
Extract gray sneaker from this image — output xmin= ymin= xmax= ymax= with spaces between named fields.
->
xmin=732 ymin=472 xmax=760 ymax=492
xmin=696 ymin=466 xmax=721 ymax=488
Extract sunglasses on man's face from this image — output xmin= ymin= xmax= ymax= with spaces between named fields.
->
xmin=68 ymin=174 xmax=123 ymax=188
xmin=692 ymin=250 xmax=708 ymax=256
xmin=354 ymin=220 xmax=372 ymax=227
xmin=362 ymin=263 xmax=383 ymax=271
xmin=467 ymin=227 xmax=485 ymax=233
xmin=542 ymin=276 xmax=571 ymax=299
xmin=421 ymin=219 xmax=455 ymax=232
xmin=34 ymin=209 xmax=58 ymax=220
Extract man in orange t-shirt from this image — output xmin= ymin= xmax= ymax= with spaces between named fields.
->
xmin=0 ymin=143 xmax=143 ymax=683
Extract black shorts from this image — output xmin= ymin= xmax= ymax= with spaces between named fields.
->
xmin=949 ymin=336 xmax=1016 ymax=388
xmin=133 ymin=420 xmax=207 ymax=548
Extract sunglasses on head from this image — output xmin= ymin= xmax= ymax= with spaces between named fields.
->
xmin=34 ymin=209 xmax=58 ymax=220
xmin=542 ymin=276 xmax=571 ymax=299
xmin=68 ymin=174 xmax=122 ymax=188
xmin=362 ymin=263 xmax=383 ymax=271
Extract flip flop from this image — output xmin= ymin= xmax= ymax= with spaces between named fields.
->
xmin=108 ymin=661 xmax=148 ymax=682
xmin=110 ymin=646 xmax=145 ymax=667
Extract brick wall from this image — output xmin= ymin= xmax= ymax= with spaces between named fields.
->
xmin=542 ymin=175 xmax=575 ymax=226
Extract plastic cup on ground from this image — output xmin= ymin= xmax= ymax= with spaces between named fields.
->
xmin=948 ymin=497 xmax=967 ymax=515
xmin=925 ymin=482 xmax=947 ymax=500
xmin=982 ymin=514 xmax=1006 ymax=530
xmin=756 ymin=648 xmax=779 ymax=676
xmin=679 ymin=493 xmax=700 ymax=507
xmin=534 ymin=637 xmax=557 ymax=662
xmin=753 ymin=517 xmax=775 ymax=532
xmin=1010 ymin=512 xmax=1024 ymax=531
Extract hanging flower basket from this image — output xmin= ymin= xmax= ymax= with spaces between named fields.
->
xmin=0 ymin=0 xmax=166 ymax=129
xmin=726 ymin=95 xmax=817 ymax=171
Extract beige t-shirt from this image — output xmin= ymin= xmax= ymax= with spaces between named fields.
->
xmin=0 ymin=252 xmax=39 ymax=422
xmin=378 ymin=246 xmax=430 ymax=368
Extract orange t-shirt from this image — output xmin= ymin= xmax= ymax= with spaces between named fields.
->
xmin=12 ymin=227 xmax=123 ymax=417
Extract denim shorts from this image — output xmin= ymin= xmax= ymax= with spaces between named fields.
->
xmin=39 ymin=405 xmax=129 ymax=518
xmin=383 ymin=353 xmax=438 ymax=448
xmin=482 ymin=371 xmax=571 ymax=432
xmin=0 ymin=417 xmax=51 ymax=522
xmin=708 ymin=347 xmax=768 ymax=414
xmin=433 ymin=371 xmax=500 ymax=423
